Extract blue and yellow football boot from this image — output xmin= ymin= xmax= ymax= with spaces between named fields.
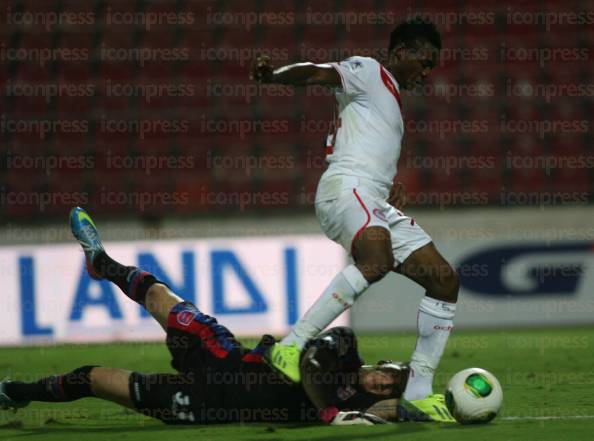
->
xmin=69 ymin=207 xmax=104 ymax=280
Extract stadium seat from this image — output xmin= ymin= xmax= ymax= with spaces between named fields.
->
xmin=176 ymin=174 xmax=213 ymax=213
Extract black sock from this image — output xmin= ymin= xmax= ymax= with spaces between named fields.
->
xmin=5 ymin=366 xmax=98 ymax=402
xmin=92 ymin=251 xmax=158 ymax=305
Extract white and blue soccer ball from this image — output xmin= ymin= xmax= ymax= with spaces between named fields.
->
xmin=445 ymin=367 xmax=503 ymax=424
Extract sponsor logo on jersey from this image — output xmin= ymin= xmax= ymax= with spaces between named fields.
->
xmin=177 ymin=310 xmax=196 ymax=326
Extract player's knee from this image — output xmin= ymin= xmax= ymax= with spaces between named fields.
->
xmin=82 ymin=366 xmax=101 ymax=391
xmin=374 ymin=252 xmax=395 ymax=282
xmin=146 ymin=282 xmax=168 ymax=298
xmin=356 ymin=252 xmax=394 ymax=284
xmin=434 ymin=269 xmax=459 ymax=303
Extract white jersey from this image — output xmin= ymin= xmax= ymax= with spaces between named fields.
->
xmin=316 ymin=56 xmax=404 ymax=203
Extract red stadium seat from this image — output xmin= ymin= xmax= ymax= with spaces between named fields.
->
xmin=58 ymin=31 xmax=95 ymax=54
xmin=57 ymin=63 xmax=93 ymax=82
xmin=100 ymin=30 xmax=134 ymax=50
xmin=508 ymin=165 xmax=547 ymax=193
xmin=551 ymin=166 xmax=590 ymax=193
xmin=10 ymin=94 xmax=51 ymax=117
xmin=99 ymin=61 xmax=135 ymax=82
xmin=181 ymin=29 xmax=218 ymax=56
xmin=140 ymin=29 xmax=177 ymax=50
xmin=176 ymin=174 xmax=213 ymax=213
xmin=300 ymin=27 xmax=340 ymax=62
xmin=138 ymin=60 xmax=176 ymax=83
xmin=13 ymin=64 xmax=52 ymax=83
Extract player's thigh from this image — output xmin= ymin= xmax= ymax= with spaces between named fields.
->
xmin=166 ymin=301 xmax=245 ymax=373
xmin=316 ymin=188 xmax=393 ymax=257
xmin=144 ymin=283 xmax=184 ymax=331
xmin=352 ymin=226 xmax=394 ymax=281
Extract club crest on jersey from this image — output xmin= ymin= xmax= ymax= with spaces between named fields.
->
xmin=177 ymin=310 xmax=196 ymax=326
xmin=373 ymin=208 xmax=388 ymax=222
xmin=337 ymin=385 xmax=357 ymax=401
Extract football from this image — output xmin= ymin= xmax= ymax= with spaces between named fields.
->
xmin=445 ymin=368 xmax=503 ymax=424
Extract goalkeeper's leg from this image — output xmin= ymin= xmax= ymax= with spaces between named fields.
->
xmin=1 ymin=366 xmax=134 ymax=410
xmin=69 ymin=206 xmax=183 ymax=330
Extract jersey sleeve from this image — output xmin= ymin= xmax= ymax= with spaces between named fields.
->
xmin=330 ymin=56 xmax=378 ymax=98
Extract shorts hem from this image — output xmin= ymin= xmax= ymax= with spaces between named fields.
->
xmin=394 ymin=237 xmax=433 ymax=265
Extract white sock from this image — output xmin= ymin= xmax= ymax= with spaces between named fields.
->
xmin=282 ymin=264 xmax=369 ymax=348
xmin=403 ymin=296 xmax=456 ymax=401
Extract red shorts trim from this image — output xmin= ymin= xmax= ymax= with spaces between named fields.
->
xmin=350 ymin=188 xmax=371 ymax=256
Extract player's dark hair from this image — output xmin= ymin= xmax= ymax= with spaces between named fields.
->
xmin=389 ymin=16 xmax=442 ymax=52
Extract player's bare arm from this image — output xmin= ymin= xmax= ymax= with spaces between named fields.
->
xmin=250 ymin=54 xmax=341 ymax=87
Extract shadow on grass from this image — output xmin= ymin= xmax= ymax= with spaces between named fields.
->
xmin=1 ymin=424 xmax=191 ymax=438
xmin=4 ymin=421 xmax=430 ymax=440
xmin=280 ymin=422 xmax=429 ymax=441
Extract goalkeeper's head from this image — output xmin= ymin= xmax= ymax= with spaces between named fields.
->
xmin=359 ymin=361 xmax=410 ymax=398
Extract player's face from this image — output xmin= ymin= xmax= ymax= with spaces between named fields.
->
xmin=360 ymin=369 xmax=397 ymax=397
xmin=389 ymin=40 xmax=439 ymax=90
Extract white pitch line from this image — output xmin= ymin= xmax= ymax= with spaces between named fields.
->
xmin=502 ymin=415 xmax=594 ymax=421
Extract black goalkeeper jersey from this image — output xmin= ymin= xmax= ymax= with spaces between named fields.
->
xmin=140 ymin=302 xmax=379 ymax=424
xmin=300 ymin=326 xmax=379 ymax=412
xmin=210 ymin=327 xmax=377 ymax=423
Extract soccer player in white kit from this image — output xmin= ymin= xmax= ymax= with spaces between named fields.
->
xmin=251 ymin=17 xmax=458 ymax=422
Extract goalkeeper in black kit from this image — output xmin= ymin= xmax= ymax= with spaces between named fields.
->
xmin=0 ymin=208 xmax=450 ymax=425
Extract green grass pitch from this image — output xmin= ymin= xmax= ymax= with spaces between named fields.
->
xmin=1 ymin=327 xmax=593 ymax=441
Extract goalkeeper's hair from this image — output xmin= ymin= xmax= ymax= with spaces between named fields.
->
xmin=389 ymin=16 xmax=442 ymax=52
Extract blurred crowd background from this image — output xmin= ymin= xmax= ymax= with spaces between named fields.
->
xmin=0 ymin=0 xmax=592 ymax=223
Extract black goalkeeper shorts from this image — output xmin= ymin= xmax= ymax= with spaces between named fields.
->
xmin=129 ymin=372 xmax=200 ymax=424
xmin=128 ymin=301 xmax=268 ymax=424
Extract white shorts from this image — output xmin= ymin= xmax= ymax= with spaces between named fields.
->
xmin=315 ymin=177 xmax=432 ymax=265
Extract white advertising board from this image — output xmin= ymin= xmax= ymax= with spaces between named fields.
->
xmin=353 ymin=238 xmax=594 ymax=331
xmin=0 ymin=235 xmax=346 ymax=346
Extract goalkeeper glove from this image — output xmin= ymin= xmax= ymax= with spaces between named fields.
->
xmin=331 ymin=411 xmax=388 ymax=426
